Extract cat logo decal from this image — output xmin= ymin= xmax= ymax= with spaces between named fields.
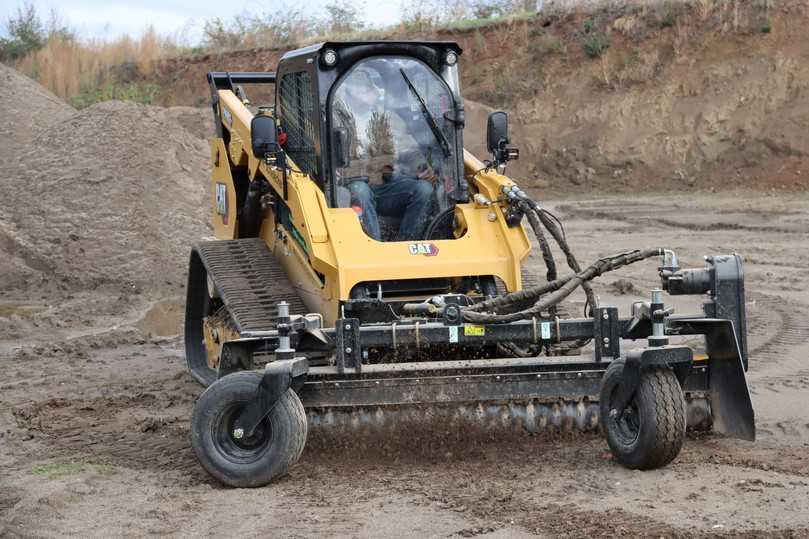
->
xmin=408 ymin=243 xmax=439 ymax=256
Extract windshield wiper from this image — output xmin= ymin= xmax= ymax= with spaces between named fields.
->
xmin=399 ymin=68 xmax=452 ymax=158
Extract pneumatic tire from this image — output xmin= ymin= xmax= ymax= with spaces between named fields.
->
xmin=191 ymin=371 xmax=308 ymax=488
xmin=600 ymin=360 xmax=686 ymax=470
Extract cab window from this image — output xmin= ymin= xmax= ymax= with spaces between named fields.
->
xmin=329 ymin=56 xmax=458 ymax=242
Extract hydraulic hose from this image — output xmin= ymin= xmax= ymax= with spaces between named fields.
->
xmin=466 ymin=270 xmax=576 ymax=313
xmin=510 ymin=200 xmax=561 ymax=323
xmin=462 ymin=248 xmax=663 ymax=324
xmin=521 ymin=198 xmax=598 ymax=315
xmin=468 ymin=187 xmax=592 ymax=317
xmin=465 ymin=193 xmax=576 ymax=315
xmin=520 ymin=201 xmax=557 ymax=283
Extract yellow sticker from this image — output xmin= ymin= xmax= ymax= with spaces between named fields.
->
xmin=464 ymin=324 xmax=485 ymax=337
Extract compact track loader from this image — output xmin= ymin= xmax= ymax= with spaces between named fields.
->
xmin=185 ymin=41 xmax=755 ymax=487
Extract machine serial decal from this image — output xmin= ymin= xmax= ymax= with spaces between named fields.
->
xmin=408 ymin=242 xmax=439 ymax=256
xmin=215 ymin=182 xmax=227 ymax=223
xmin=222 ymin=107 xmax=233 ymax=127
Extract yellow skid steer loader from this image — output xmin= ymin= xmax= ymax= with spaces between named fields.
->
xmin=185 ymin=41 xmax=754 ymax=487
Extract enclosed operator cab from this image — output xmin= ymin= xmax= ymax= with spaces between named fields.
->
xmin=206 ymin=41 xmax=530 ymax=325
xmin=276 ymin=42 xmax=466 ymax=242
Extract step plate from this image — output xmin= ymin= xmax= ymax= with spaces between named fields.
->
xmin=195 ymin=238 xmax=307 ymax=333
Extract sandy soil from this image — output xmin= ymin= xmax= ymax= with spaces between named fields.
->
xmin=1 ymin=191 xmax=808 ymax=538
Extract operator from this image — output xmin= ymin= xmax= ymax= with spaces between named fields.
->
xmin=332 ymin=63 xmax=449 ymax=241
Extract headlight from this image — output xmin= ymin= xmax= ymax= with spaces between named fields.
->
xmin=445 ymin=50 xmax=458 ymax=66
xmin=322 ymin=49 xmax=338 ymax=67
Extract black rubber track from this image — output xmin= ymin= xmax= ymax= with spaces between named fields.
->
xmin=184 ymin=239 xmax=307 ymax=387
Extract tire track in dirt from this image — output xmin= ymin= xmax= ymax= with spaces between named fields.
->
xmin=747 ymin=292 xmax=809 ymax=366
xmin=556 ymin=204 xmax=806 ymax=235
xmin=677 ymin=442 xmax=809 ymax=478
xmin=11 ymin=391 xmax=208 ymax=485
xmin=755 ymin=369 xmax=809 ymax=390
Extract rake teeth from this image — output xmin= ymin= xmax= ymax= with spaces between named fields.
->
xmin=306 ymin=398 xmax=711 ymax=434
xmin=307 ymin=399 xmax=601 ymax=434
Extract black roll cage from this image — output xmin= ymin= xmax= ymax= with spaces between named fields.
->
xmin=207 ymin=41 xmax=466 ymax=209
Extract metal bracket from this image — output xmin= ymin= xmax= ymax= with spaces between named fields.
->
xmin=707 ymin=255 xmax=748 ymax=370
xmin=663 ymin=253 xmax=748 ymax=369
xmin=335 ymin=318 xmax=361 ymax=373
xmin=233 ymin=357 xmax=308 ymax=438
xmin=669 ymin=318 xmax=755 ymax=441
xmin=611 ymin=345 xmax=693 ymax=418
xmin=218 ymin=341 xmax=254 ymax=378
xmin=593 ymin=307 xmax=620 ymax=361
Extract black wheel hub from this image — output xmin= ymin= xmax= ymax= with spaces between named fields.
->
xmin=609 ymin=388 xmax=641 ymax=445
xmin=213 ymin=404 xmax=272 ymax=462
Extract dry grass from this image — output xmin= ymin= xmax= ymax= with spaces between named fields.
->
xmin=14 ymin=27 xmax=184 ymax=104
xmin=8 ymin=0 xmax=775 ymax=108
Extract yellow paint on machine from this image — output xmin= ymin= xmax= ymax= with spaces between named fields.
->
xmin=210 ymin=89 xmax=532 ymax=326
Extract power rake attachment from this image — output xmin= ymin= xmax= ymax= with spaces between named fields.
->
xmin=188 ymin=247 xmax=754 ymax=487
xmin=186 ymin=42 xmax=754 ymax=487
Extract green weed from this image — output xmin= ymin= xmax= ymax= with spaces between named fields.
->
xmin=659 ymin=10 xmax=677 ymax=28
xmin=583 ymin=34 xmax=609 ymax=58
xmin=70 ymin=82 xmax=160 ymax=109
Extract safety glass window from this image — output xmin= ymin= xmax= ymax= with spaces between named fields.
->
xmin=329 ymin=56 xmax=458 ymax=242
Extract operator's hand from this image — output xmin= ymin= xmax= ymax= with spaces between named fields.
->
xmin=418 ymin=164 xmax=438 ymax=183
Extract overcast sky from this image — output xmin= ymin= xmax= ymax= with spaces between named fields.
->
xmin=0 ymin=0 xmax=405 ymax=43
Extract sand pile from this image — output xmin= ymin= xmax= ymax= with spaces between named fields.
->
xmin=0 ymin=63 xmax=75 ymax=165
xmin=1 ymin=67 xmax=213 ymax=298
xmin=1 ymin=64 xmax=76 ymax=292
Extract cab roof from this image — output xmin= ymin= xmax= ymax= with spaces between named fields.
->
xmin=279 ymin=41 xmax=463 ymax=65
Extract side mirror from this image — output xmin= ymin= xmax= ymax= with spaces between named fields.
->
xmin=251 ymin=115 xmax=280 ymax=159
xmin=332 ymin=127 xmax=351 ymax=169
xmin=486 ymin=111 xmax=519 ymax=165
xmin=486 ymin=111 xmax=509 ymax=154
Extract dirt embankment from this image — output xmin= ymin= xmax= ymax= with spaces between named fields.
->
xmin=450 ymin=0 xmax=809 ymax=193
xmin=146 ymin=1 xmax=809 ymax=194
xmin=0 ymin=64 xmax=213 ymax=339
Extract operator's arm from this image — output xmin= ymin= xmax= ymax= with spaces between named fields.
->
xmin=390 ymin=111 xmax=440 ymax=183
